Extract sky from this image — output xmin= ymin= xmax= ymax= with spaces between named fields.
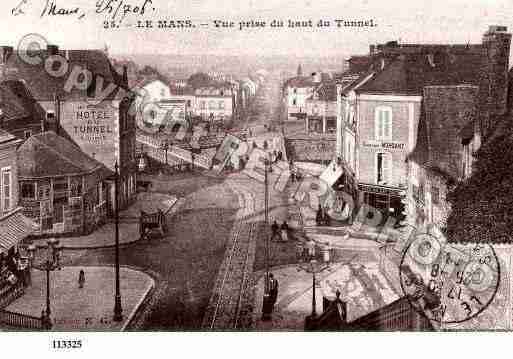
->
xmin=2 ymin=0 xmax=513 ymax=56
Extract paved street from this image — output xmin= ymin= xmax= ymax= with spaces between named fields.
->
xmin=6 ymin=266 xmax=153 ymax=331
xmin=68 ymin=172 xmax=240 ymax=330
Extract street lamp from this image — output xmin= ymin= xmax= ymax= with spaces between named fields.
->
xmin=161 ymin=140 xmax=169 ymax=166
xmin=27 ymin=238 xmax=62 ymax=330
xmin=297 ymin=243 xmax=332 ymax=329
xmin=113 ymin=161 xmax=123 ymax=322
xmin=261 ymin=154 xmax=273 ymax=320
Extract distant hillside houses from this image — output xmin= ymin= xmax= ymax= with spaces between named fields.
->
xmin=136 ymin=73 xmax=253 ymax=131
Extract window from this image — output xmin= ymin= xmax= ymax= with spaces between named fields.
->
xmin=24 ymin=130 xmax=32 ymax=139
xmin=1 ymin=168 xmax=11 ymax=212
xmin=219 ymin=101 xmax=225 ymax=110
xmin=97 ymin=182 xmax=103 ymax=204
xmin=293 ymin=88 xmax=297 ymax=94
xmin=38 ymin=184 xmax=50 ymax=199
xmin=70 ymin=181 xmax=82 ymax=197
xmin=209 ymin=101 xmax=216 ymax=109
xmin=53 ymin=178 xmax=68 ymax=198
xmin=376 ymin=152 xmax=392 ymax=184
xmin=87 ymin=76 xmax=96 ymax=98
xmin=431 ymin=186 xmax=440 ymax=205
xmin=200 ymin=101 xmax=206 ymax=110
xmin=21 ymin=182 xmax=36 ymax=199
xmin=375 ymin=107 xmax=393 ymax=140
xmin=292 ymin=98 xmax=297 ymax=106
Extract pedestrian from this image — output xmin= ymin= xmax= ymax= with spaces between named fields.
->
xmin=271 ymin=220 xmax=279 ymax=241
xmin=269 ymin=273 xmax=279 ymax=309
xmin=306 ymin=239 xmax=316 ymax=259
xmin=280 ymin=221 xmax=289 ymax=242
xmin=316 ymin=203 xmax=323 ymax=226
xmin=78 ymin=269 xmax=85 ymax=289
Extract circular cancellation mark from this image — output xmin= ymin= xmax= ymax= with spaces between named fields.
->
xmin=399 ymin=233 xmax=500 ymax=325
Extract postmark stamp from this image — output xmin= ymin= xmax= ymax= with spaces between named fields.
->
xmin=399 ymin=233 xmax=500 ymax=325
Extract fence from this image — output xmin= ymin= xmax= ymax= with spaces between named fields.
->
xmin=0 ymin=309 xmax=44 ymax=330
xmin=137 ymin=133 xmax=212 ymax=169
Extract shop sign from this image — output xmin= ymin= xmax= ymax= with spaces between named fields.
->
xmin=362 ymin=140 xmax=406 ymax=150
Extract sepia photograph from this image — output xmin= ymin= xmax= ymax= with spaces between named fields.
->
xmin=0 ymin=0 xmax=512 ymax=355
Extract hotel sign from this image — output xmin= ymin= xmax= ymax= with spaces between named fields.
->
xmin=362 ymin=140 xmax=406 ymax=150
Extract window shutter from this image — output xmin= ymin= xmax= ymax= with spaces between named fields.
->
xmin=383 ymin=111 xmax=390 ymax=139
xmin=377 ymin=110 xmax=383 ymax=139
xmin=382 ymin=153 xmax=392 ymax=183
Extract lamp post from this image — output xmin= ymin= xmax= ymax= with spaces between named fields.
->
xmin=113 ymin=161 xmax=123 ymax=322
xmin=27 ymin=238 xmax=62 ymax=330
xmin=297 ymin=244 xmax=332 ymax=329
xmin=261 ymin=155 xmax=273 ymax=320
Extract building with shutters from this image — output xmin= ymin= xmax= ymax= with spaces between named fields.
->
xmin=305 ymin=81 xmax=337 ymax=135
xmin=0 ymin=129 xmax=36 ymax=306
xmin=17 ymin=131 xmax=112 ymax=235
xmin=335 ymin=25 xmax=511 ymax=225
xmin=0 ymin=44 xmax=137 ymax=211
xmin=193 ymin=83 xmax=236 ymax=123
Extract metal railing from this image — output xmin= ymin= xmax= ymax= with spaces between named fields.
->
xmin=0 ymin=309 xmax=44 ymax=330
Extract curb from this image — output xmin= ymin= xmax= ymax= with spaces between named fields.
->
xmin=121 ymin=276 xmax=155 ymax=332
xmin=54 ymin=196 xmax=184 ymax=251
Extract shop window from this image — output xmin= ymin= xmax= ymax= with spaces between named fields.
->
xmin=1 ymin=167 xmax=11 ymax=212
xmin=376 ymin=152 xmax=392 ymax=184
xmin=70 ymin=181 xmax=82 ymax=197
xmin=53 ymin=178 xmax=68 ymax=198
xmin=375 ymin=106 xmax=393 ymax=140
xmin=432 ymin=186 xmax=440 ymax=205
xmin=21 ymin=182 xmax=36 ymax=200
xmin=327 ymin=119 xmax=336 ymax=133
xmin=38 ymin=184 xmax=50 ymax=199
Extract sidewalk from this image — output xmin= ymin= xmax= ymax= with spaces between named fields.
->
xmin=31 ymin=192 xmax=183 ymax=250
xmin=5 ymin=266 xmax=154 ymax=331
xmin=252 ymin=250 xmax=400 ymax=330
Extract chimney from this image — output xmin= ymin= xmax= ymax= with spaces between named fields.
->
xmin=481 ymin=25 xmax=512 ymax=136
xmin=47 ymin=44 xmax=59 ymax=55
xmin=0 ymin=46 xmax=13 ymax=64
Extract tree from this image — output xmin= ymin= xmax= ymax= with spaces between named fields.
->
xmin=187 ymin=72 xmax=212 ymax=89
xmin=446 ymin=123 xmax=513 ymax=244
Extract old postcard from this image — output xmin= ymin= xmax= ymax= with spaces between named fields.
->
xmin=0 ymin=0 xmax=512 ymax=348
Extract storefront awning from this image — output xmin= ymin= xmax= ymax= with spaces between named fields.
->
xmin=0 ymin=208 xmax=38 ymax=253
xmin=320 ymin=161 xmax=344 ymax=187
